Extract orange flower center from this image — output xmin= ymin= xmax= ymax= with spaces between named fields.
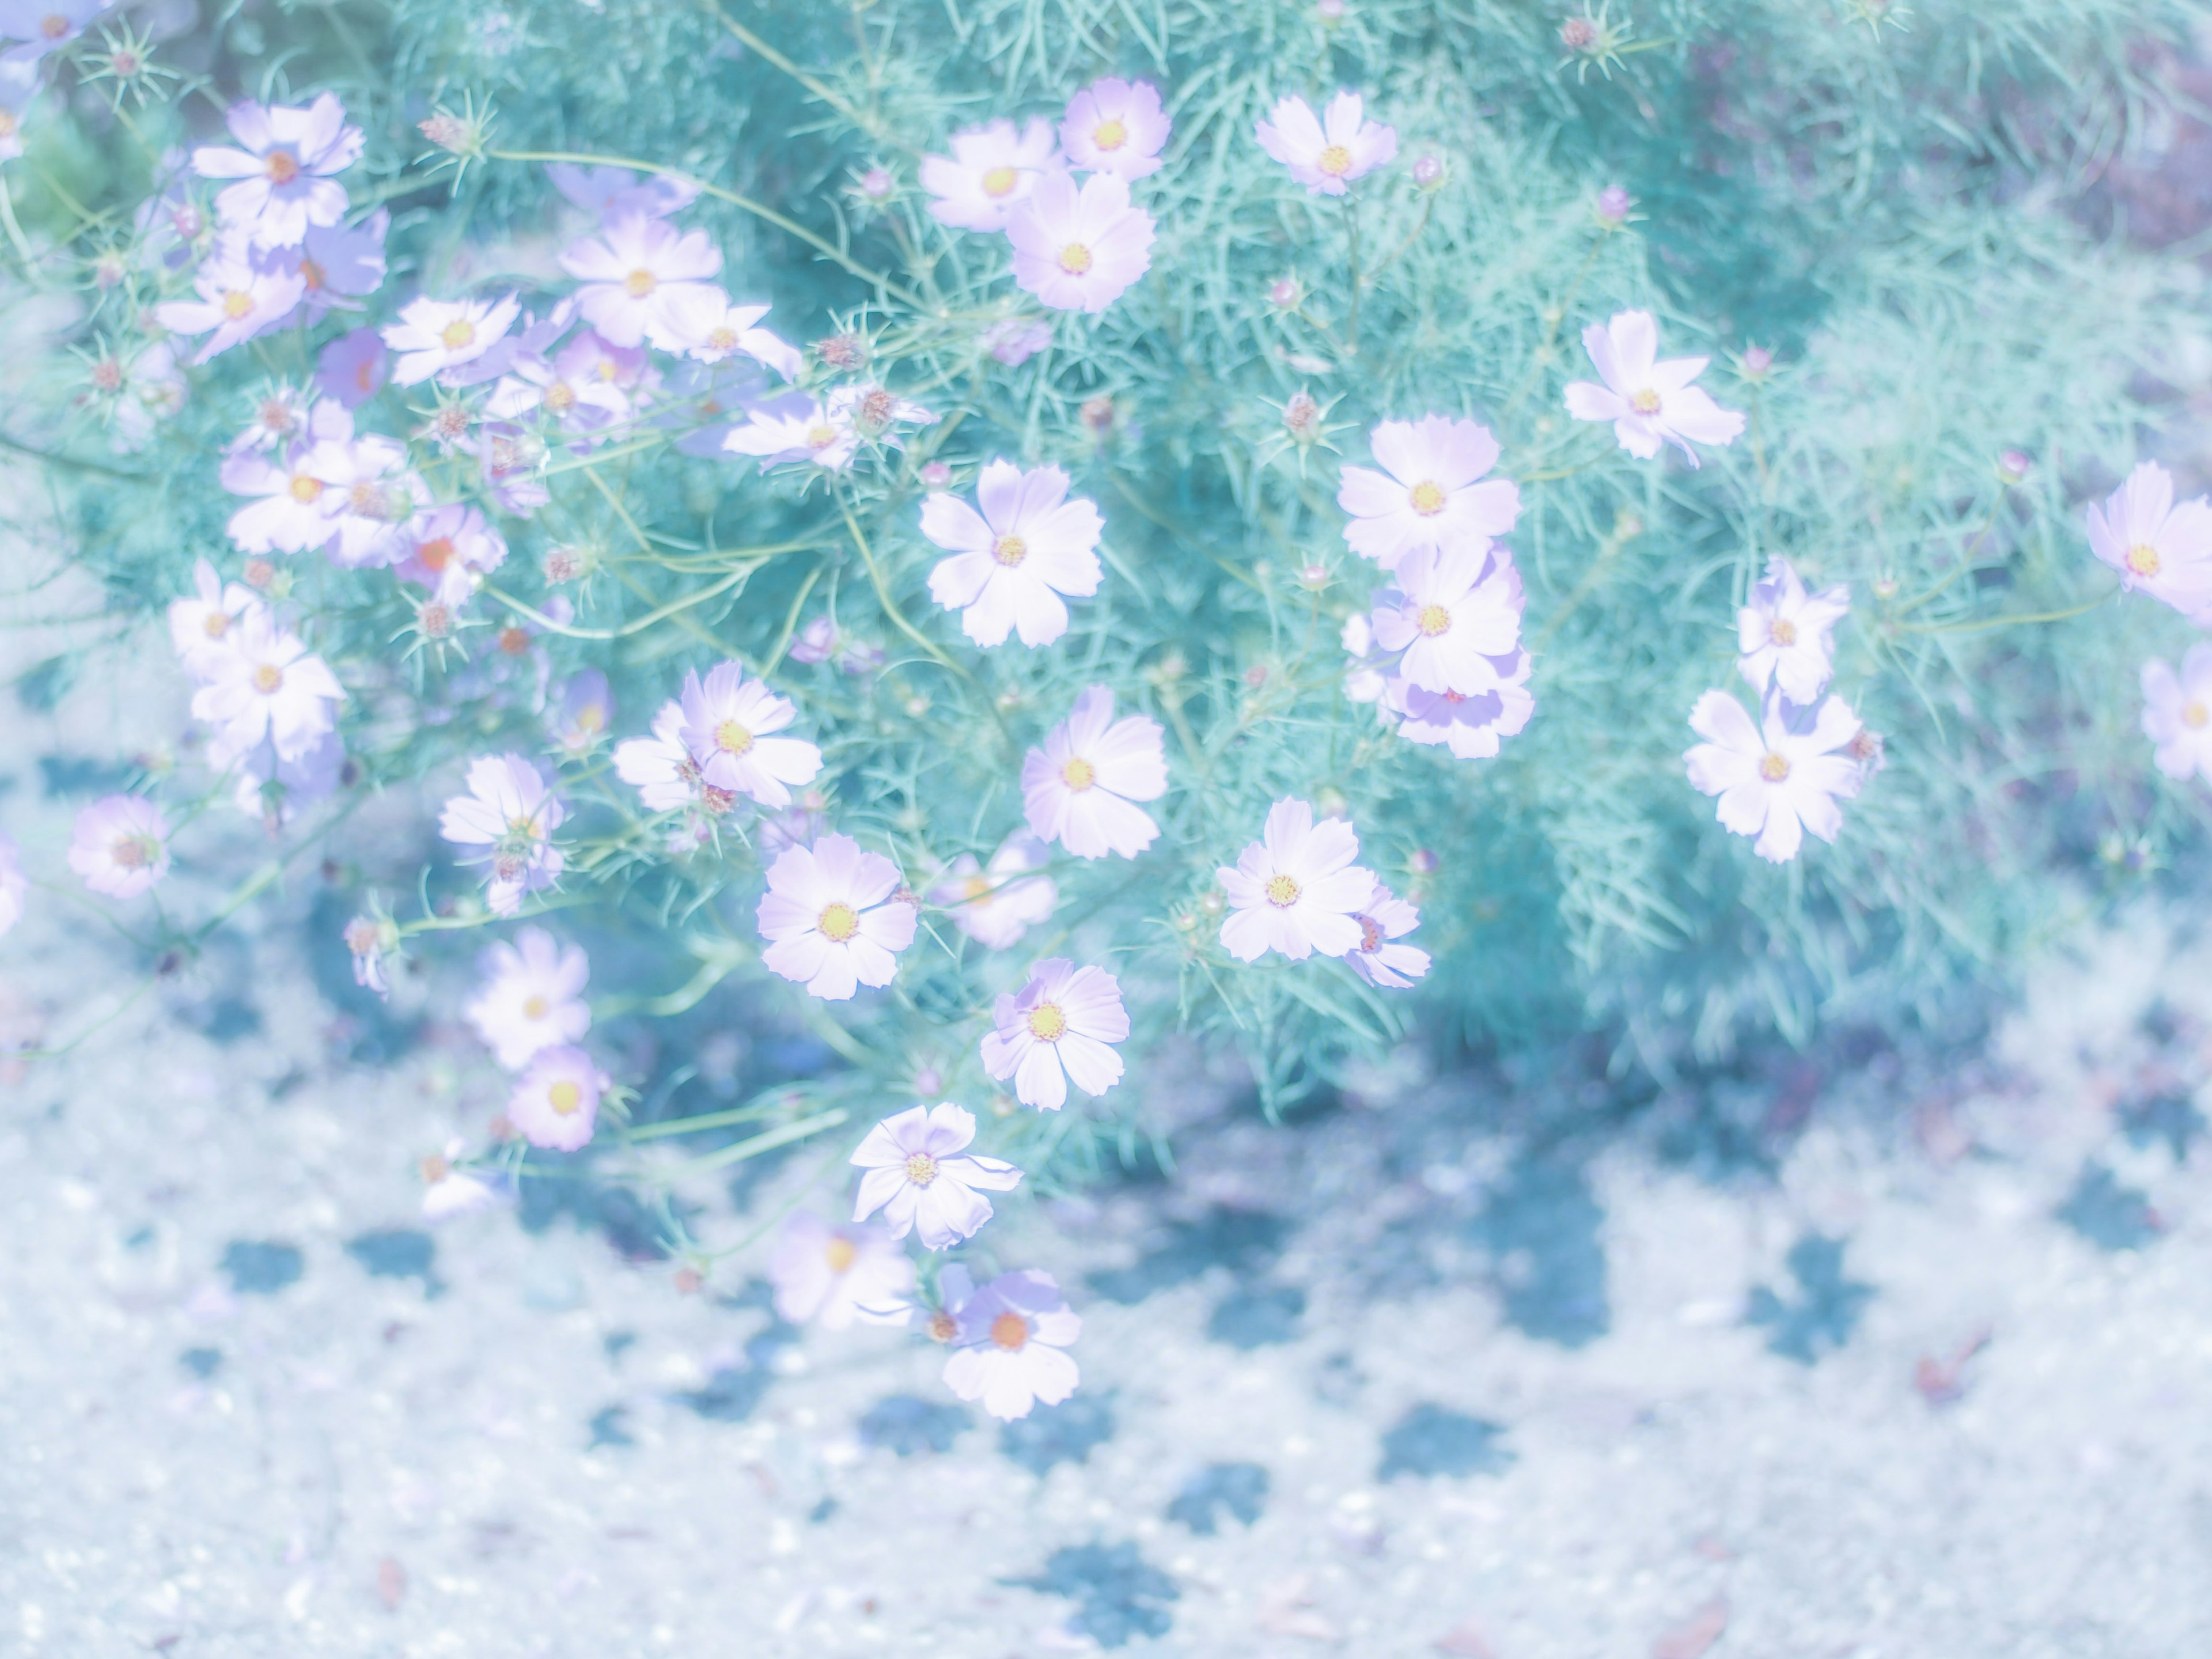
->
xmin=1408 ymin=480 xmax=1446 ymax=515
xmin=1317 ymin=144 xmax=1353 ymax=176
xmin=416 ymin=536 xmax=456 ymax=571
xmin=110 ymin=834 xmax=156 ymax=869
xmin=498 ymin=626 xmax=531 ymax=656
xmin=299 ymin=256 xmax=325 ymax=291
xmin=547 ymin=1081 xmax=581 ymax=1116
xmin=990 ymin=1310 xmax=1029 ymax=1350
xmin=819 ymin=902 xmax=860 ymax=942
xmin=980 ymin=165 xmax=1018 ymax=198
xmin=1360 ymin=916 xmax=1383 ymax=953
xmin=1027 ymin=1001 xmax=1068 ymax=1041
xmin=1266 ymin=873 xmax=1301 ymax=907
xmin=264 ymin=149 xmax=300 ymax=184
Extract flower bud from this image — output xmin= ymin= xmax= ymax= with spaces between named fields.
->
xmin=858 ymin=167 xmax=895 ymax=203
xmin=1997 ymin=449 xmax=2033 ymax=486
xmin=1283 ymin=391 xmax=1322 ymax=444
xmin=1268 ymin=275 xmax=1302 ymax=311
xmin=1411 ymin=155 xmax=1445 ymax=190
xmin=1741 ymin=344 xmax=1773 ymax=375
xmin=1596 ymin=185 xmax=1634 ymax=225
xmin=1561 ymin=17 xmax=1598 ymax=49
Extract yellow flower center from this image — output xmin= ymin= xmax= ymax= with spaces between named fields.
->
xmin=824 ymin=1236 xmax=857 ymax=1273
xmin=904 ymin=1152 xmax=939 ymax=1187
xmin=819 ymin=902 xmax=860 ymax=942
xmin=522 ymin=994 xmax=549 ymax=1019
xmin=1027 ymin=1001 xmax=1068 ymax=1041
xmin=221 ymin=290 xmax=255 ymax=320
xmin=441 ymin=318 xmax=475 ymax=350
xmin=993 ymin=534 xmax=1028 ymax=567
xmin=1759 ymin=752 xmax=1790 ymax=782
xmin=264 ymin=149 xmax=299 ymax=184
xmin=990 ymin=1310 xmax=1030 ymax=1350
xmin=714 ymin=719 xmax=753 ymax=757
xmin=2127 ymin=544 xmax=2161 ymax=577
xmin=1416 ymin=603 xmax=1452 ymax=637
xmin=805 ymin=424 xmax=838 ymax=449
xmin=1058 ymin=242 xmax=1094 ymax=276
xmin=1631 ymin=387 xmax=1662 ymax=415
xmin=2186 ymin=702 xmax=2209 ymax=730
xmin=1060 ymin=755 xmax=1096 ymax=790
xmin=203 ymin=613 xmax=229 ymax=639
xmin=624 ymin=268 xmax=657 ymax=298
xmin=1093 ymin=118 xmax=1128 ymax=151
xmin=1408 ymin=480 xmax=1446 ymax=515
xmin=544 ymin=382 xmax=577 ymax=412
xmin=416 ymin=536 xmax=456 ymax=571
xmin=251 ymin=663 xmax=282 ymax=694
xmin=1317 ymin=143 xmax=1353 ymax=177
xmin=981 ymin=165 xmax=1018 ymax=198
xmin=289 ymin=474 xmax=323 ymax=503
xmin=547 ymin=1080 xmax=581 ymax=1116
xmin=707 ymin=326 xmax=738 ymax=351
xmin=1770 ymin=618 xmax=1797 ymax=646
xmin=1266 ymin=873 xmax=1301 ymax=907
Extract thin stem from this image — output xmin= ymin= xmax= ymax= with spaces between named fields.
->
xmin=1894 ymin=590 xmax=2113 ymax=636
xmin=699 ymin=0 xmax=910 ymax=156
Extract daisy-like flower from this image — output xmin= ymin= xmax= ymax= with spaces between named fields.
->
xmin=979 ymin=957 xmax=1130 ymax=1112
xmin=395 ymin=502 xmax=508 ymax=604
xmin=190 ymin=92 xmax=362 ymax=249
xmin=2087 ymin=461 xmax=2212 ymax=620
xmin=558 ymin=211 xmax=725 ymax=350
xmin=190 ymin=612 xmax=344 ymax=763
xmin=828 ymin=382 xmax=940 ymax=446
xmin=220 ymin=437 xmax=335 ymax=557
xmin=68 ymin=794 xmax=171 ymax=899
xmin=675 ymin=660 xmax=823 ymax=808
xmin=552 ymin=670 xmax=614 ymax=756
xmin=484 ymin=331 xmax=637 ymax=440
xmin=419 ymin=1140 xmax=513 ymax=1222
xmin=722 ymin=395 xmax=858 ymax=472
xmin=2142 ymin=645 xmax=2212 ymax=782
xmin=1369 ymin=543 xmax=1526 ymax=695
xmin=1336 ymin=416 xmax=1522 ymax=570
xmin=1254 ymin=91 xmax=1398 ymax=196
xmin=1386 ymin=652 xmax=1536 ymax=760
xmin=381 ymin=293 xmax=521 ymax=387
xmin=929 ymin=833 xmax=1057 ymax=950
xmin=315 ymin=325 xmax=387 ymax=408
xmin=229 ymin=384 xmax=309 ymax=454
xmin=1021 ymin=685 xmax=1168 ymax=859
xmin=167 ymin=557 xmax=266 ymax=680
xmin=298 ymin=420 xmax=426 ymax=570
xmin=1684 ymin=689 xmax=1864 ymax=863
xmin=944 ymin=1270 xmax=1081 ymax=1421
xmin=1059 ymin=77 xmax=1170 ymax=179
xmin=614 ymin=700 xmax=725 ymax=816
xmin=506 ymin=1044 xmax=604 ymax=1152
xmin=755 ymin=833 xmax=918 ymax=1001
xmin=920 ymin=117 xmax=1057 ymax=232
xmin=1344 ymin=880 xmax=1430 ymax=990
xmin=291 ymin=210 xmax=387 ymax=323
xmin=0 ymin=0 xmax=106 ymax=64
xmin=439 ymin=753 xmax=567 ymax=916
xmin=154 ymin=237 xmax=305 ymax=365
xmin=922 ymin=459 xmax=1104 ymax=648
xmin=465 ymin=927 xmax=590 ymax=1070
xmin=546 ymin=161 xmax=700 ymax=222
xmin=1217 ymin=797 xmax=1377 ymax=963
xmin=1738 ymin=556 xmax=1850 ymax=702
xmin=1564 ymin=309 xmax=1745 ymax=467
xmin=770 ymin=1213 xmax=914 ymax=1329
xmin=850 ymin=1103 xmax=1024 ymax=1250
xmin=1006 ymin=171 xmax=1156 ymax=314
xmin=0 ymin=833 xmax=24 ymax=937
xmin=656 ymin=285 xmax=801 ymax=380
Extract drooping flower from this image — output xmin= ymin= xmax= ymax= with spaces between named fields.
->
xmin=506 ymin=1044 xmax=604 ymax=1152
xmin=2086 ymin=461 xmax=2212 ymax=621
xmin=614 ymin=700 xmax=723 ymax=816
xmin=546 ymin=161 xmax=701 ymax=222
xmin=1738 ymin=556 xmax=1850 ymax=703
xmin=1217 ymin=797 xmax=1376 ymax=963
xmin=0 ymin=832 xmax=25 ymax=937
xmin=850 ymin=1103 xmax=1024 ymax=1250
xmin=291 ymin=210 xmax=387 ymax=323
xmin=1368 ymin=543 xmax=1525 ymax=695
xmin=1021 ymin=685 xmax=1168 ymax=859
xmin=419 ymin=1139 xmax=513 ymax=1221
xmin=190 ymin=92 xmax=362 ymax=249
xmin=552 ymin=671 xmax=614 ymax=756
xmin=465 ymin=927 xmax=591 ymax=1070
xmin=438 ymin=754 xmax=567 ymax=916
xmin=68 ymin=794 xmax=171 ymax=899
xmin=1006 ymin=171 xmax=1156 ymax=314
xmin=922 ymin=459 xmax=1104 ymax=648
xmin=1336 ymin=416 xmax=1521 ymax=570
xmin=1683 ymin=689 xmax=1864 ymax=863
xmin=1343 ymin=880 xmax=1430 ymax=990
xmin=2142 ymin=645 xmax=2212 ymax=782
xmin=1059 ymin=77 xmax=1170 ymax=180
xmin=190 ymin=612 xmax=344 ymax=763
xmin=656 ymin=285 xmax=801 ymax=380
xmin=558 ymin=211 xmax=725 ymax=350
xmin=675 ymin=660 xmax=823 ymax=809
xmin=315 ymin=325 xmax=387 ymax=408
xmin=769 ymin=1213 xmax=914 ymax=1329
xmin=943 ymin=1269 xmax=1081 ymax=1421
xmin=343 ymin=910 xmax=397 ymax=998
xmin=929 ymin=834 xmax=1057 ymax=950
xmin=381 ymin=292 xmax=521 ymax=387
xmin=395 ymin=502 xmax=508 ymax=604
xmin=1385 ymin=653 xmax=1536 ymax=760
xmin=755 ymin=833 xmax=917 ymax=1001
xmin=979 ymin=957 xmax=1129 ymax=1112
xmin=920 ymin=117 xmax=1057 ymax=232
xmin=721 ymin=395 xmax=857 ymax=472
xmin=1564 ymin=309 xmax=1746 ymax=466
xmin=1253 ymin=91 xmax=1397 ymax=196
xmin=167 ymin=557 xmax=266 ymax=680
xmin=154 ymin=236 xmax=305 ymax=365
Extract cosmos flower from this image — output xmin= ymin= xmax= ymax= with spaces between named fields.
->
xmin=1564 ymin=309 xmax=1745 ymax=466
xmin=559 ymin=211 xmax=725 ymax=350
xmin=1336 ymin=416 xmax=1521 ymax=570
xmin=297 ymin=414 xmax=425 ymax=570
xmin=290 ymin=210 xmax=387 ymax=323
xmin=1738 ymin=555 xmax=1850 ymax=702
xmin=614 ymin=700 xmax=721 ymax=815
xmin=419 ymin=1139 xmax=513 ymax=1222
xmin=828 ymin=382 xmax=940 ymax=446
xmin=1059 ymin=77 xmax=1170 ymax=179
xmin=551 ymin=670 xmax=614 ymax=756
xmin=343 ymin=911 xmax=397 ymax=998
xmin=1254 ymin=91 xmax=1397 ymax=196
xmin=0 ymin=56 xmax=30 ymax=158
xmin=167 ymin=558 xmax=266 ymax=680
xmin=68 ymin=794 xmax=171 ymax=899
xmin=190 ymin=92 xmax=362 ymax=249
xmin=2142 ymin=645 xmax=2212 ymax=782
xmin=154 ymin=236 xmax=306 ymax=364
xmin=2086 ymin=461 xmax=2212 ymax=621
xmin=506 ymin=1044 xmax=604 ymax=1152
xmin=478 ymin=422 xmax=550 ymax=516
xmin=770 ymin=1213 xmax=914 ymax=1329
xmin=982 ymin=316 xmax=1053 ymax=366
xmin=465 ymin=927 xmax=590 ymax=1070
xmin=721 ymin=395 xmax=857 ymax=472
xmin=545 ymin=161 xmax=700 ymax=222
xmin=483 ymin=330 xmax=637 ymax=440
xmin=922 ymin=459 xmax=1104 ymax=648
xmin=189 ymin=612 xmax=344 ymax=763
xmin=315 ymin=325 xmax=388 ymax=408
xmin=1684 ymin=688 xmax=1864 ymax=863
xmin=1021 ymin=685 xmax=1168 ymax=859
xmin=1006 ymin=171 xmax=1156 ymax=313
xmin=675 ymin=660 xmax=823 ymax=808
xmin=1217 ymin=797 xmax=1377 ymax=962
xmin=381 ymin=293 xmax=521 ymax=387
xmin=943 ymin=1269 xmax=1081 ymax=1421
xmin=1385 ymin=653 xmax=1536 ymax=760
xmin=1368 ymin=543 xmax=1525 ymax=695
xmin=850 ymin=1103 xmax=1024 ymax=1249
xmin=220 ymin=433 xmax=337 ymax=557
xmin=1343 ymin=880 xmax=1430 ymax=990
xmin=921 ymin=117 xmax=1057 ymax=232
xmin=979 ymin=957 xmax=1129 ymax=1112
xmin=929 ymin=833 xmax=1057 ymax=950
xmin=656 ymin=285 xmax=801 ymax=380
xmin=755 ymin=833 xmax=917 ymax=1002
xmin=395 ymin=502 xmax=508 ymax=605
xmin=0 ymin=0 xmax=108 ymax=64
xmin=221 ymin=728 xmax=348 ymax=828
xmin=438 ymin=754 xmax=567 ymax=916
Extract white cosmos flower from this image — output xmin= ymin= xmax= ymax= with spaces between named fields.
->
xmin=1684 ymin=688 xmax=1864 ymax=863
xmin=1217 ymin=797 xmax=1376 ymax=962
xmin=2142 ymin=644 xmax=2212 ymax=782
xmin=1021 ymin=685 xmax=1168 ymax=858
xmin=755 ymin=833 xmax=917 ymax=1001
xmin=190 ymin=611 xmax=344 ymax=763
xmin=1368 ymin=542 xmax=1525 ymax=695
xmin=2087 ymin=461 xmax=2212 ymax=621
xmin=770 ymin=1213 xmax=914 ymax=1329
xmin=380 ymin=293 xmax=520 ymax=387
xmin=1563 ymin=309 xmax=1745 ymax=467
xmin=979 ymin=957 xmax=1129 ymax=1112
xmin=942 ymin=1269 xmax=1081 ymax=1421
xmin=168 ymin=558 xmax=267 ymax=680
xmin=1336 ymin=415 xmax=1521 ymax=570
xmin=849 ymin=1103 xmax=1024 ymax=1249
xmin=929 ymin=834 xmax=1057 ymax=950
xmin=675 ymin=660 xmax=823 ymax=809
xmin=920 ymin=117 xmax=1058 ymax=232
xmin=558 ymin=211 xmax=725 ymax=350
xmin=922 ymin=460 xmax=1105 ymax=648
xmin=464 ymin=927 xmax=590 ymax=1070
xmin=1738 ymin=555 xmax=1849 ymax=703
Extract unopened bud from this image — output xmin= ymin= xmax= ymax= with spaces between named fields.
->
xmin=919 ymin=460 xmax=952 ymax=487
xmin=1411 ymin=155 xmax=1445 ymax=189
xmin=858 ymin=167 xmax=895 ymax=203
xmin=1562 ymin=17 xmax=1597 ymax=49
xmin=1596 ymin=185 xmax=1634 ymax=225
xmin=1741 ymin=344 xmax=1773 ymax=375
xmin=1282 ymin=390 xmax=1321 ymax=443
xmin=815 ymin=333 xmax=866 ymax=370
xmin=1997 ymin=449 xmax=2033 ymax=486
xmin=1080 ymin=395 xmax=1116 ymax=437
xmin=1268 ymin=276 xmax=1302 ymax=311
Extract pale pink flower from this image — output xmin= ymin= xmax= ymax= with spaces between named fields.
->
xmin=465 ymin=926 xmax=590 ymax=1070
xmin=484 ymin=331 xmax=636 ymax=439
xmin=1368 ymin=543 xmax=1525 ymax=695
xmin=221 ymin=414 xmax=346 ymax=556
xmin=0 ymin=0 xmax=105 ymax=64
xmin=979 ymin=957 xmax=1129 ymax=1112
xmin=558 ymin=211 xmax=724 ymax=350
xmin=506 ymin=1044 xmax=604 ymax=1152
xmin=828 ymin=382 xmax=939 ymax=445
xmin=190 ymin=611 xmax=344 ymax=762
xmin=552 ymin=670 xmax=614 ymax=756
xmin=1738 ymin=555 xmax=1850 ymax=703
xmin=1385 ymin=653 xmax=1536 ymax=760
xmin=1254 ymin=92 xmax=1397 ymax=196
xmin=1060 ymin=77 xmax=1170 ymax=180
xmin=168 ymin=558 xmax=266 ymax=680
xmin=2087 ymin=461 xmax=2212 ymax=620
xmin=1344 ymin=880 xmax=1429 ymax=990
xmin=1336 ymin=415 xmax=1521 ymax=569
xmin=1564 ymin=309 xmax=1745 ymax=466
xmin=850 ymin=1103 xmax=1024 ymax=1249
xmin=0 ymin=833 xmax=24 ymax=936
xmin=614 ymin=700 xmax=722 ymax=815
xmin=297 ymin=415 xmax=426 ymax=569
xmin=675 ymin=660 xmax=823 ymax=808
xmin=316 ymin=325 xmax=388 ymax=408
xmin=420 ymin=1139 xmax=512 ymax=1221
xmin=2142 ymin=645 xmax=2212 ymax=782
xmin=381 ymin=293 xmax=521 ymax=387
xmin=1217 ymin=797 xmax=1376 ymax=962
xmin=929 ymin=834 xmax=1056 ymax=950
xmin=191 ymin=93 xmax=362 ymax=248
xmin=770 ymin=1213 xmax=914 ymax=1329
xmin=721 ymin=395 xmax=857 ymax=472
xmin=1021 ymin=684 xmax=1167 ymax=859
xmin=922 ymin=459 xmax=1104 ymax=647
xmin=395 ymin=503 xmax=508 ymax=604
xmin=1684 ymin=689 xmax=1864 ymax=863
xmin=154 ymin=236 xmax=305 ymax=364
xmin=656 ymin=285 xmax=801 ymax=380
xmin=944 ymin=1269 xmax=1081 ymax=1421
xmin=68 ymin=794 xmax=171 ymax=899
xmin=438 ymin=754 xmax=567 ymax=916
xmin=1006 ymin=171 xmax=1156 ymax=313
xmin=546 ymin=161 xmax=700 ymax=222
xmin=921 ymin=117 xmax=1057 ymax=232
xmin=982 ymin=316 xmax=1053 ymax=366
xmin=755 ymin=833 xmax=917 ymax=1001
xmin=291 ymin=210 xmax=387 ymax=322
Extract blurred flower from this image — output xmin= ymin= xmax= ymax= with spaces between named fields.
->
xmin=614 ymin=700 xmax=719 ymax=814
xmin=657 ymin=285 xmax=800 ymax=379
xmin=1387 ymin=656 xmax=1536 ymax=760
xmin=300 ymin=410 xmax=426 ymax=569
xmin=1564 ymin=309 xmax=1745 ymax=467
xmin=1007 ymin=171 xmax=1156 ymax=313
xmin=223 ymin=727 xmax=348 ymax=828
xmin=1059 ymin=77 xmax=1169 ymax=180
xmin=190 ymin=93 xmax=362 ymax=249
xmin=1411 ymin=154 xmax=1445 ymax=188
xmin=756 ymin=833 xmax=916 ymax=1001
xmin=396 ymin=502 xmax=507 ymax=604
xmin=922 ymin=459 xmax=1104 ymax=648
xmin=1369 ymin=543 xmax=1525 ymax=694
xmin=1336 ymin=415 xmax=1520 ymax=570
xmin=290 ymin=209 xmax=386 ymax=323
xmin=1254 ymin=92 xmax=1398 ymax=196
xmin=1595 ymin=184 xmax=1635 ymax=225
xmin=478 ymin=422 xmax=550 ymax=515
xmin=380 ymin=292 xmax=520 ymax=387
xmin=1021 ymin=684 xmax=1167 ymax=859
xmin=850 ymin=1102 xmax=1023 ymax=1249
xmin=439 ymin=753 xmax=566 ymax=916
xmin=168 ymin=558 xmax=266 ymax=680
xmin=770 ymin=1213 xmax=914 ymax=1328
xmin=676 ymin=660 xmax=823 ymax=808
xmin=1997 ymin=449 xmax=2033 ymax=486
xmin=190 ymin=611 xmax=344 ymax=762
xmin=506 ymin=1044 xmax=604 ymax=1152
xmin=68 ymin=794 xmax=171 ymax=899
xmin=943 ymin=1269 xmax=1081 ymax=1420
xmin=545 ymin=161 xmax=699 ymax=222
xmin=0 ymin=833 xmax=24 ymax=937
xmin=560 ymin=211 xmax=725 ymax=350
xmin=315 ymin=325 xmax=386 ymax=408
xmin=2142 ymin=645 xmax=2212 ymax=782
xmin=0 ymin=56 xmax=35 ymax=158
xmin=855 ymin=166 xmax=896 ymax=203
xmin=465 ymin=926 xmax=590 ymax=1070
xmin=921 ymin=116 xmax=1056 ymax=232
xmin=930 ymin=832 xmax=1057 ymax=949
xmin=552 ymin=670 xmax=613 ymax=755
xmin=420 ymin=1139 xmax=512 ymax=1221
xmin=1218 ymin=797 xmax=1376 ymax=962
xmin=154 ymin=235 xmax=305 ymax=365
xmin=722 ymin=393 xmax=857 ymax=471
xmin=1684 ymin=689 xmax=1864 ymax=863
xmin=230 ymin=384 xmax=310 ymax=454
xmin=343 ymin=910 xmax=397 ymax=998
xmin=1738 ymin=555 xmax=1849 ymax=703
xmin=2086 ymin=461 xmax=2212 ymax=620
xmin=831 ymin=381 xmax=938 ymax=442
xmin=1740 ymin=343 xmax=1773 ymax=376
xmin=1344 ymin=880 xmax=1429 ymax=989
xmin=980 ymin=957 xmax=1128 ymax=1111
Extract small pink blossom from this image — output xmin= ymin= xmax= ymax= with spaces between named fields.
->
xmin=930 ymin=834 xmax=1056 ymax=950
xmin=190 ymin=611 xmax=344 ymax=762
xmin=979 ymin=957 xmax=1129 ymax=1112
xmin=506 ymin=1044 xmax=604 ymax=1152
xmin=1059 ymin=77 xmax=1170 ymax=180
xmin=850 ymin=1103 xmax=1024 ymax=1249
xmin=921 ymin=117 xmax=1057 ymax=233
xmin=465 ymin=926 xmax=590 ymax=1070
xmin=1684 ymin=690 xmax=1864 ymax=863
xmin=943 ymin=1269 xmax=1080 ymax=1421
xmin=1254 ymin=92 xmax=1397 ymax=196
xmin=558 ymin=211 xmax=724 ymax=350
xmin=1021 ymin=685 xmax=1168 ymax=859
xmin=770 ymin=1213 xmax=914 ymax=1329
xmin=191 ymin=93 xmax=362 ymax=248
xmin=68 ymin=794 xmax=171 ymax=899
xmin=1738 ymin=555 xmax=1849 ymax=703
xmin=675 ymin=660 xmax=823 ymax=808
xmin=381 ymin=292 xmax=521 ymax=387
xmin=922 ymin=459 xmax=1104 ymax=647
xmin=1007 ymin=171 xmax=1156 ymax=314
xmin=316 ymin=325 xmax=388 ymax=408
xmin=396 ymin=502 xmax=508 ymax=604
xmin=2087 ymin=461 xmax=2212 ymax=620
xmin=1368 ymin=543 xmax=1525 ymax=695
xmin=154 ymin=236 xmax=305 ymax=364
xmin=2142 ymin=645 xmax=2212 ymax=782
xmin=755 ymin=833 xmax=916 ymax=1001
xmin=438 ymin=754 xmax=567 ymax=915
xmin=1344 ymin=880 xmax=1429 ymax=990
xmin=1218 ymin=797 xmax=1376 ymax=962
xmin=1564 ymin=309 xmax=1745 ymax=466
xmin=1336 ymin=415 xmax=1521 ymax=569
xmin=1596 ymin=184 xmax=1634 ymax=224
